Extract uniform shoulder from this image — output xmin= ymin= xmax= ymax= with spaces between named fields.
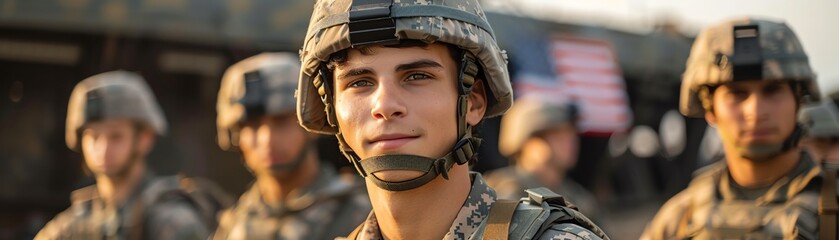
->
xmin=145 ymin=201 xmax=211 ymax=239
xmin=640 ymin=165 xmax=721 ymax=240
xmin=537 ymin=223 xmax=603 ymax=240
xmin=35 ymin=208 xmax=80 ymax=239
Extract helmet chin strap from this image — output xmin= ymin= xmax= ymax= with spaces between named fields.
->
xmin=268 ymin=140 xmax=313 ymax=172
xmin=737 ymin=124 xmax=804 ymax=161
xmin=317 ymin=52 xmax=482 ymax=192
xmin=341 ymin=135 xmax=482 ymax=191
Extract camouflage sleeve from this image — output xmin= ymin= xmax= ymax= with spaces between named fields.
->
xmin=34 ymin=210 xmax=77 ymax=240
xmin=145 ymin=201 xmax=211 ymax=240
xmin=536 ymin=223 xmax=603 ymax=240
xmin=210 ymin=208 xmax=237 ymax=240
xmin=639 ymin=190 xmax=692 ymax=240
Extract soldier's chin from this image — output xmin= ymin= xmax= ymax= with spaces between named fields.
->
xmin=370 ymin=170 xmax=424 ymax=182
xmin=267 ymin=162 xmax=300 ymax=173
xmin=738 ymin=143 xmax=785 ymax=162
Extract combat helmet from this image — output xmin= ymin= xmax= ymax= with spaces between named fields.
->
xmin=680 ymin=17 xmax=819 ymax=117
xmin=66 ymin=71 xmax=167 ymax=151
xmin=800 ymin=86 xmax=839 ymax=139
xmin=217 ymin=52 xmax=301 ymax=150
xmin=297 ymin=0 xmax=512 ymax=191
xmin=499 ymin=97 xmax=578 ymax=158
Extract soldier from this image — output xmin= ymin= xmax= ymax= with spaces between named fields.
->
xmin=485 ymin=97 xmax=602 ymax=222
xmin=641 ymin=18 xmax=836 ymax=239
xmin=297 ymin=0 xmax=609 ymax=239
xmin=213 ymin=52 xmax=372 ymax=240
xmin=800 ymin=89 xmax=839 ymax=165
xmin=36 ymin=71 xmax=211 ymax=239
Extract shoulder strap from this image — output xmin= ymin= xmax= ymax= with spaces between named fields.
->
xmin=176 ymin=176 xmax=234 ymax=229
xmin=485 ymin=199 xmax=520 ymax=240
xmin=129 ymin=194 xmax=146 ymax=240
xmin=819 ymin=167 xmax=838 ymax=240
xmin=525 ymin=188 xmax=610 ymax=240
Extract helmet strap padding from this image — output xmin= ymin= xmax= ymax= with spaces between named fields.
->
xmin=698 ymin=86 xmax=717 ymax=115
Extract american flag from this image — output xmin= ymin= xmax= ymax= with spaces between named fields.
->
xmin=512 ymin=36 xmax=632 ymax=137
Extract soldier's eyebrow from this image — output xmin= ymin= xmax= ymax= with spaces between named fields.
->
xmin=336 ymin=68 xmax=374 ymax=81
xmin=395 ymin=60 xmax=443 ymax=72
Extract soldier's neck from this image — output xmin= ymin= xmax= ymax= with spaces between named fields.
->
xmin=725 ymin=149 xmax=800 ymax=188
xmin=258 ymin=153 xmax=320 ymax=204
xmin=367 ymin=164 xmax=471 ymax=240
xmin=95 ymin=160 xmax=146 ymax=208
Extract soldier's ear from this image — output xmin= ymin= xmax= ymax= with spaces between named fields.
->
xmin=705 ymin=110 xmax=718 ymax=127
xmin=466 ymin=79 xmax=487 ymax=126
xmin=136 ymin=128 xmax=157 ymax=156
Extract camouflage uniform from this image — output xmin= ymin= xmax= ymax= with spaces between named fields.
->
xmin=642 ymin=152 xmax=827 ymax=239
xmin=214 ymin=53 xmax=371 ymax=240
xmin=36 ymin=71 xmax=214 ymax=240
xmin=485 ymin=167 xmax=601 ymax=223
xmin=345 ymin=173 xmax=602 ymax=240
xmin=642 ymin=17 xmax=835 ymax=239
xmin=36 ymin=172 xmax=210 ymax=240
xmin=298 ymin=0 xmax=608 ymax=239
xmin=213 ymin=166 xmax=371 ymax=240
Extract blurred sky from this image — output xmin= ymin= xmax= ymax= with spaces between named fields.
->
xmin=485 ymin=0 xmax=838 ymax=95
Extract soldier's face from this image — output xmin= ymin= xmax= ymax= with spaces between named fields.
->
xmin=80 ymin=119 xmax=151 ymax=177
xmin=705 ymin=81 xmax=798 ymax=158
xmin=541 ymin=124 xmax=579 ymax=171
xmin=332 ymin=43 xmax=486 ymax=181
xmin=239 ymin=113 xmax=311 ymax=175
xmin=521 ymin=124 xmax=578 ymax=174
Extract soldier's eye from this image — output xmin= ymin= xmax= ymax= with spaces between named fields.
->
xmin=348 ymin=80 xmax=373 ymax=88
xmin=406 ymin=73 xmax=431 ymax=81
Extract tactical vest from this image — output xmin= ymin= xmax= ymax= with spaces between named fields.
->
xmin=213 ymin=172 xmax=366 ymax=240
xmin=344 ymin=187 xmax=609 ymax=240
xmin=68 ymin=175 xmax=228 ymax=239
xmin=671 ymin=161 xmax=838 ymax=239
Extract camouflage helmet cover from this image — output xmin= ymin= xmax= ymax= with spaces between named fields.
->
xmin=297 ymin=0 xmax=512 ymax=134
xmin=680 ymin=17 xmax=819 ymax=117
xmin=800 ymin=88 xmax=839 ymax=138
xmin=499 ymin=97 xmax=578 ymax=157
xmin=217 ymin=52 xmax=301 ymax=150
xmin=66 ymin=71 xmax=167 ymax=151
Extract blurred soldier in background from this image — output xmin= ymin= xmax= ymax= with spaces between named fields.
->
xmin=800 ymin=88 xmax=839 ymax=166
xmin=485 ymin=97 xmax=602 ymax=222
xmin=213 ymin=52 xmax=371 ymax=240
xmin=642 ymin=18 xmax=837 ymax=239
xmin=36 ymin=71 xmax=216 ymax=239
xmin=297 ymin=0 xmax=609 ymax=239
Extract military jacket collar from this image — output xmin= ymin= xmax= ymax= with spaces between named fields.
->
xmin=357 ymin=172 xmax=498 ymax=240
xmin=705 ymin=152 xmax=822 ymax=204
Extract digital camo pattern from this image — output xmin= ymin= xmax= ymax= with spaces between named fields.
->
xmin=349 ymin=173 xmax=601 ymax=240
xmin=680 ymin=17 xmax=819 ymax=117
xmin=298 ymin=0 xmax=511 ymax=134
